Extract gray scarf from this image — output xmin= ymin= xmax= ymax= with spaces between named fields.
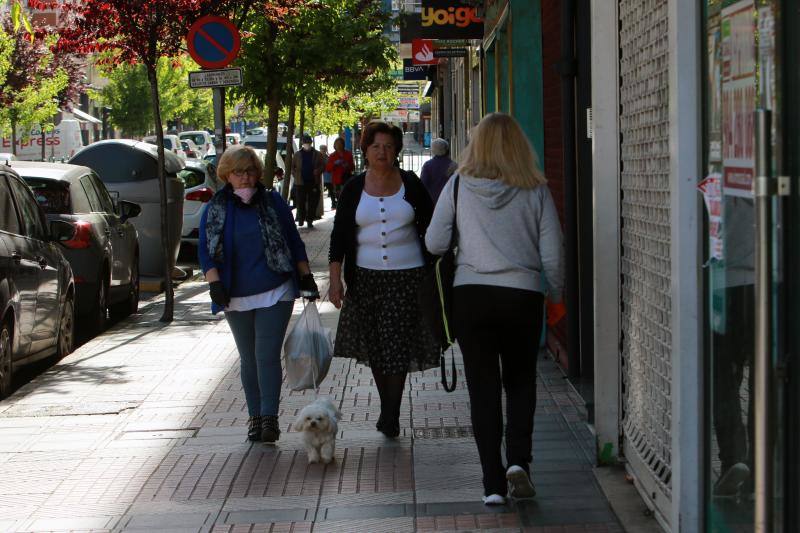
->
xmin=205 ymin=186 xmax=294 ymax=274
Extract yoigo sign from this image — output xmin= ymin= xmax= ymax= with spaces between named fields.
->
xmin=420 ymin=0 xmax=483 ymax=39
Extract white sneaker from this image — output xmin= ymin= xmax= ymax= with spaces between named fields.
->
xmin=506 ymin=465 xmax=536 ymax=499
xmin=482 ymin=493 xmax=506 ymax=506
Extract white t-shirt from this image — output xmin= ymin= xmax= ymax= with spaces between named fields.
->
xmin=355 ymin=184 xmax=424 ymax=270
xmin=226 ymin=278 xmax=295 ymax=312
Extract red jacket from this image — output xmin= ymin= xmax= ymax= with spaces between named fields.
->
xmin=325 ymin=150 xmax=354 ymax=186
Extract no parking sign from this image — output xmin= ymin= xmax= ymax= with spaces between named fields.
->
xmin=187 ymin=15 xmax=241 ymax=69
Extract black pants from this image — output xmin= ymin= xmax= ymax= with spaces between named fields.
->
xmin=453 ymin=284 xmax=544 ymax=496
xmin=712 ymin=284 xmax=754 ymax=472
xmin=295 ymin=184 xmax=319 ymax=225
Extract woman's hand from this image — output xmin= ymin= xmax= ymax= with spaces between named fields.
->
xmin=329 ymin=277 xmax=344 ymax=309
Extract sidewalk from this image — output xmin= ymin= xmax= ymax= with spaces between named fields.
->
xmin=0 ymin=208 xmax=622 ymax=533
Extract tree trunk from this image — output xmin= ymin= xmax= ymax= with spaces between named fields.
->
xmin=284 ymin=100 xmax=297 ymax=201
xmin=146 ymin=64 xmax=174 ymax=323
xmin=298 ymin=101 xmax=306 ymax=147
xmin=10 ymin=116 xmax=17 ymax=157
xmin=265 ymin=84 xmax=280 ymax=190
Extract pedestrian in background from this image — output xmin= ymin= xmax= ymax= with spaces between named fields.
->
xmin=198 ymin=145 xmax=320 ymax=444
xmin=325 ymin=137 xmax=354 ymax=209
xmin=425 ymin=112 xmax=564 ymax=505
xmin=291 ymin=134 xmax=324 ymax=228
xmin=320 ymin=144 xmax=335 ymax=208
xmin=328 ymin=121 xmax=439 ymax=438
xmin=420 ymin=138 xmax=457 ymax=204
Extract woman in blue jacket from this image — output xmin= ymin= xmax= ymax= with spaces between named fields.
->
xmin=199 ymin=145 xmax=319 ymax=443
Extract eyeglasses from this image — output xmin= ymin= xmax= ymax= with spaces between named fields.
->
xmin=230 ymin=167 xmax=259 ymax=177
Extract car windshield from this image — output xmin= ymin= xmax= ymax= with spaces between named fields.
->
xmin=182 ymin=134 xmax=206 ymax=147
xmin=178 ymin=168 xmax=205 ymax=189
xmin=163 ymin=139 xmax=175 ymax=150
xmin=22 ymin=177 xmax=71 ymax=214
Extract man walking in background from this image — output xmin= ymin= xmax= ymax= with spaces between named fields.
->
xmin=292 ymin=134 xmax=324 ymax=228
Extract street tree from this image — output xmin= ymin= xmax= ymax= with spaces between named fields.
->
xmin=57 ymin=0 xmax=249 ymax=322
xmin=234 ymin=0 xmax=394 ymax=192
xmin=94 ymin=56 xmax=214 ymax=136
xmin=0 ymin=15 xmax=71 ymax=154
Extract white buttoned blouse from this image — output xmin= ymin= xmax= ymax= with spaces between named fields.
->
xmin=355 ymin=184 xmax=425 ymax=270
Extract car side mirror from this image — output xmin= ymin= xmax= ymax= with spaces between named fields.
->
xmin=119 ymin=200 xmax=141 ymax=223
xmin=49 ymin=220 xmax=75 ymax=242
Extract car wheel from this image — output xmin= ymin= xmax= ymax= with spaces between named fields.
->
xmin=111 ymin=259 xmax=139 ymax=320
xmin=56 ymin=295 xmax=74 ymax=360
xmin=91 ymin=273 xmax=109 ymax=335
xmin=0 ymin=321 xmax=12 ymax=399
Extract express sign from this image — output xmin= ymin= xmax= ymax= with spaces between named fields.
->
xmin=420 ymin=0 xmax=483 ymax=39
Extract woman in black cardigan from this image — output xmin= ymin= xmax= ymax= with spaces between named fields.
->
xmin=328 ymin=122 xmax=439 ymax=438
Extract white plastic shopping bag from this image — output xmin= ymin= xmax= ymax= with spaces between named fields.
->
xmin=283 ymin=301 xmax=333 ymax=391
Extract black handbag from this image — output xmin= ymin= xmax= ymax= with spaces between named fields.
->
xmin=419 ymin=176 xmax=459 ymax=392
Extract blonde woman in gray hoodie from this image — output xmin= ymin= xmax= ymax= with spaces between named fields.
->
xmin=425 ymin=112 xmax=564 ymax=506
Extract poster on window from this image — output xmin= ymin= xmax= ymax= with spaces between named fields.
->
xmin=698 ymin=174 xmax=724 ymax=261
xmin=707 ymin=11 xmax=722 ymax=163
xmin=720 ymin=0 xmax=755 ymax=197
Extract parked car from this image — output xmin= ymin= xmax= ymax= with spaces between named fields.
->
xmin=179 ymin=131 xmax=214 ymax=158
xmin=242 ymin=133 xmax=298 ymax=157
xmin=10 ymin=161 xmax=142 ymax=333
xmin=178 ymin=160 xmax=218 ymax=246
xmin=69 ymin=140 xmax=184 ymax=279
xmin=142 ymin=134 xmax=185 ymax=161
xmin=180 ymin=139 xmax=201 ymax=160
xmin=0 ymin=166 xmax=76 ymax=398
xmin=226 ymin=133 xmax=241 ymax=146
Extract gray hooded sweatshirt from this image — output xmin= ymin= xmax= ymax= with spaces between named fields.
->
xmin=425 ymin=175 xmax=564 ymax=302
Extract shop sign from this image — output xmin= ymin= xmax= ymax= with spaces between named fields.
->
xmin=398 ymin=96 xmax=420 ymax=109
xmin=412 ymin=39 xmax=437 ymax=65
xmin=399 ymin=13 xmax=423 ymax=43
xmin=433 ymin=47 xmax=467 ymax=58
xmin=420 ymin=0 xmax=483 ymax=39
xmin=402 ymin=59 xmax=432 ymax=80
xmin=383 ymin=110 xmax=421 ymax=123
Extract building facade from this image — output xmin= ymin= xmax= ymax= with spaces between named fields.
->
xmin=432 ymin=0 xmax=797 ymax=530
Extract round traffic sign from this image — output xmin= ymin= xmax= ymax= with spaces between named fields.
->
xmin=187 ymin=15 xmax=241 ymax=69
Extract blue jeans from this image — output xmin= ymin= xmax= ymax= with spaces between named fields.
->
xmin=225 ymin=301 xmax=294 ymax=417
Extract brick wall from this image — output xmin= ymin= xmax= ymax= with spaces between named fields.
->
xmin=540 ymin=0 xmax=564 ymax=225
xmin=539 ymin=0 xmax=569 ymax=365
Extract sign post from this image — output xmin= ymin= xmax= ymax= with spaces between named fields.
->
xmin=186 ymin=15 xmax=242 ymax=156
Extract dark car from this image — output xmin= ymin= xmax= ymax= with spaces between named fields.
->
xmin=0 ymin=166 xmax=76 ymax=398
xmin=9 ymin=161 xmax=142 ymax=334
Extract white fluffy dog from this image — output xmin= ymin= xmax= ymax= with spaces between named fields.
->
xmin=293 ymin=398 xmax=342 ymax=464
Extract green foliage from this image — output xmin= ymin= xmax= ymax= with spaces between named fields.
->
xmin=234 ymin=0 xmax=395 ymax=113
xmin=308 ymin=88 xmax=398 ymax=134
xmin=95 ymin=56 xmax=215 ymax=136
xmin=0 ymin=15 xmax=69 ymax=137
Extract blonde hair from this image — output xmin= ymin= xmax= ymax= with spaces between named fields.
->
xmin=216 ymin=145 xmax=264 ymax=182
xmin=457 ymin=112 xmax=546 ymax=189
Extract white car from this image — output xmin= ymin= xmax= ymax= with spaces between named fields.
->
xmin=179 ymin=131 xmax=214 ymax=158
xmin=0 ymin=153 xmax=15 ymax=164
xmin=142 ymin=134 xmax=185 ymax=161
xmin=180 ymin=139 xmax=201 ymax=160
xmin=178 ymin=160 xmax=218 ymax=245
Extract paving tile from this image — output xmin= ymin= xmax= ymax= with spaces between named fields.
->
xmin=0 ymin=208 xmax=625 ymax=532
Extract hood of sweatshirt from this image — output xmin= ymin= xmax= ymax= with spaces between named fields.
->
xmin=460 ymin=175 xmax=520 ymax=209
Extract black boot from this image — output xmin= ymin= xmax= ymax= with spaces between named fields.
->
xmin=247 ymin=416 xmax=262 ymax=442
xmin=261 ymin=415 xmax=281 ymax=443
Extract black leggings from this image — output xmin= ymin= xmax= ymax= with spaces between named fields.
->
xmin=453 ymin=284 xmax=544 ymax=496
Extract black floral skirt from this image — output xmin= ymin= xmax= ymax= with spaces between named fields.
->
xmin=334 ymin=266 xmax=440 ymax=374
